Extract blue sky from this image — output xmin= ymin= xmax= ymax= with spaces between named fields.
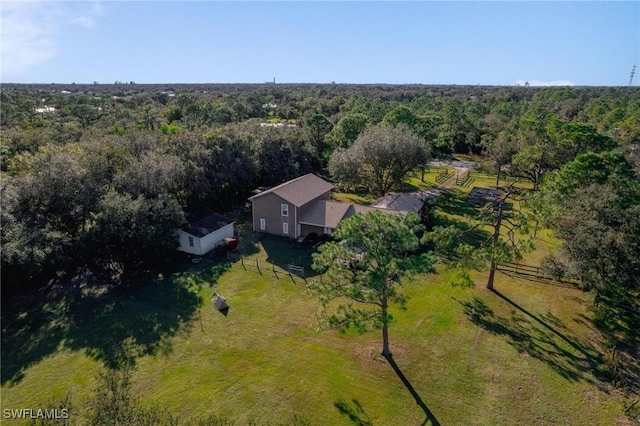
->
xmin=1 ymin=1 xmax=639 ymax=86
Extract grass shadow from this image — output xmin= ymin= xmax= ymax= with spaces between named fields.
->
xmin=457 ymin=293 xmax=604 ymax=386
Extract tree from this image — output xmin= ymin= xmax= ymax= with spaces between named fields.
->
xmin=480 ymin=132 xmax=515 ymax=187
xmin=538 ymin=151 xmax=640 ymax=304
xmin=86 ymin=190 xmax=185 ymax=278
xmin=329 ymin=124 xmax=430 ymax=196
xmin=426 ymin=185 xmax=533 ymax=291
xmin=310 ymin=210 xmax=435 ymax=358
xmin=510 ymin=110 xmax=562 ymax=190
xmin=325 ymin=113 xmax=371 ymax=148
xmin=305 ymin=112 xmax=333 ymax=157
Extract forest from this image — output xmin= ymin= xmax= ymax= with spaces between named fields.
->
xmin=1 ymin=84 xmax=639 ymax=411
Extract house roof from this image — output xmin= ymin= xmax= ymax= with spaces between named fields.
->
xmin=370 ymin=193 xmax=426 ymax=213
xmin=181 ymin=206 xmax=234 ymax=238
xmin=299 ymin=200 xmax=407 ymax=229
xmin=248 ymin=173 xmax=334 ymax=207
xmin=299 ymin=200 xmax=352 ymax=228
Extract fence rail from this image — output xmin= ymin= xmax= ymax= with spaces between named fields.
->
xmin=456 ymin=169 xmax=472 ymax=186
xmin=496 ymin=261 xmax=581 ymax=288
xmin=435 ymin=168 xmax=453 ymax=184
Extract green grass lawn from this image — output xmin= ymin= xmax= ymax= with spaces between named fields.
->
xmin=2 ymin=171 xmax=636 ymax=425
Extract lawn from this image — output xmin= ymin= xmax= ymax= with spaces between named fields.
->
xmin=1 ymin=171 xmax=636 ymax=425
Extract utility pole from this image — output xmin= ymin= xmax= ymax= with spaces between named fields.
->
xmin=630 ymin=64 xmax=636 ymax=87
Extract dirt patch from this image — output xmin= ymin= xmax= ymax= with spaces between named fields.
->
xmin=354 ymin=342 xmax=409 ymax=366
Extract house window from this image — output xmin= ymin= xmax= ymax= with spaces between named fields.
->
xmin=188 ymin=236 xmax=194 ymax=247
xmin=283 ymin=222 xmax=289 ymax=235
xmin=281 ymin=204 xmax=289 ymax=217
xmin=260 ymin=218 xmax=266 ymax=231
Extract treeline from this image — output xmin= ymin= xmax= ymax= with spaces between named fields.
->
xmin=1 ymin=85 xmax=639 ymax=290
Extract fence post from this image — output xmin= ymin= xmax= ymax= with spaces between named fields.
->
xmin=256 ymin=258 xmax=261 ymax=274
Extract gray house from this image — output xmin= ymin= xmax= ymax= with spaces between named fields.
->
xmin=250 ymin=174 xmax=407 ymax=240
xmin=249 ymin=174 xmax=334 ymax=239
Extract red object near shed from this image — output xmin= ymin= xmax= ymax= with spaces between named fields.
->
xmin=224 ymin=237 xmax=238 ymax=251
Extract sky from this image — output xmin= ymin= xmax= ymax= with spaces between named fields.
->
xmin=1 ymin=1 xmax=639 ymax=86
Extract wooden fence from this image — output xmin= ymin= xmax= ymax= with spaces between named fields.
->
xmin=227 ymin=251 xmax=308 ymax=283
xmin=435 ymin=168 xmax=453 ymax=184
xmin=496 ymin=261 xmax=581 ymax=288
xmin=455 ymin=169 xmax=472 ymax=186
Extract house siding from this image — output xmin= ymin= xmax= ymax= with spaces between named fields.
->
xmin=251 ymin=193 xmax=295 ymax=238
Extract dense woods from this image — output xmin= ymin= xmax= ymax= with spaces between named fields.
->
xmin=1 ymin=83 xmax=639 ymax=308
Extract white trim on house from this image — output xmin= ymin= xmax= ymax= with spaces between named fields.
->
xmin=283 ymin=222 xmax=289 ymax=235
xmin=260 ymin=218 xmax=266 ymax=231
xmin=281 ymin=203 xmax=289 ymax=217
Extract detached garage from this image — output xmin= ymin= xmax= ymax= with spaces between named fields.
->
xmin=177 ymin=206 xmax=235 ymax=256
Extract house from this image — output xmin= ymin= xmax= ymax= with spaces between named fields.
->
xmin=177 ymin=206 xmax=235 ymax=255
xmin=298 ymin=200 xmax=404 ymax=237
xmin=249 ymin=174 xmax=334 ymax=239
xmin=249 ymin=174 xmax=407 ymax=239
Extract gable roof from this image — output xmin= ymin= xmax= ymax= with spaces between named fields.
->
xmin=370 ymin=192 xmax=426 ymax=213
xmin=181 ymin=206 xmax=234 ymax=238
xmin=249 ymin=174 xmax=334 ymax=207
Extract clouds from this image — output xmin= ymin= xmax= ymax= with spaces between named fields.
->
xmin=0 ymin=1 xmax=104 ymax=81
xmin=514 ymin=79 xmax=575 ymax=87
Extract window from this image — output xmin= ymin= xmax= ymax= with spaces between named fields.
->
xmin=283 ymin=222 xmax=289 ymax=235
xmin=281 ymin=204 xmax=289 ymax=217
xmin=260 ymin=218 xmax=266 ymax=231
xmin=188 ymin=236 xmax=194 ymax=247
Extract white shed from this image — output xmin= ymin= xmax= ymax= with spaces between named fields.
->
xmin=177 ymin=206 xmax=235 ymax=256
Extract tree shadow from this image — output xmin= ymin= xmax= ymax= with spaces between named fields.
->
xmin=385 ymin=355 xmax=441 ymax=426
xmin=334 ymin=398 xmax=374 ymax=426
xmin=1 ymin=261 xmax=226 ymax=384
xmin=259 ymin=235 xmax=320 ymax=277
xmin=457 ymin=293 xmax=605 ymax=386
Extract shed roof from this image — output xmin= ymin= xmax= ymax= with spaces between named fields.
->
xmin=299 ymin=200 xmax=352 ymax=228
xmin=181 ymin=206 xmax=234 ymax=238
xmin=370 ymin=193 xmax=426 ymax=213
xmin=249 ymin=174 xmax=334 ymax=207
xmin=299 ymin=200 xmax=407 ymax=229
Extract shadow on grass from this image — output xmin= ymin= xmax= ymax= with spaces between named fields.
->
xmin=334 ymin=398 xmax=373 ymax=426
xmin=1 ymin=260 xmax=229 ymax=385
xmin=385 ymin=355 xmax=441 ymax=426
xmin=457 ymin=292 xmax=604 ymax=386
xmin=260 ymin=235 xmax=320 ymax=278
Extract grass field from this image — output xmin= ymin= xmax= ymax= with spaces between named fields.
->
xmin=1 ymin=170 xmax=636 ymax=425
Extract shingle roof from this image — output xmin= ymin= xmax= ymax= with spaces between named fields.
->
xmin=248 ymin=174 xmax=334 ymax=207
xmin=299 ymin=200 xmax=407 ymax=228
xmin=181 ymin=206 xmax=234 ymax=238
xmin=370 ymin=193 xmax=427 ymax=213
xmin=299 ymin=200 xmax=352 ymax=228
xmin=349 ymin=204 xmax=407 ymax=219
